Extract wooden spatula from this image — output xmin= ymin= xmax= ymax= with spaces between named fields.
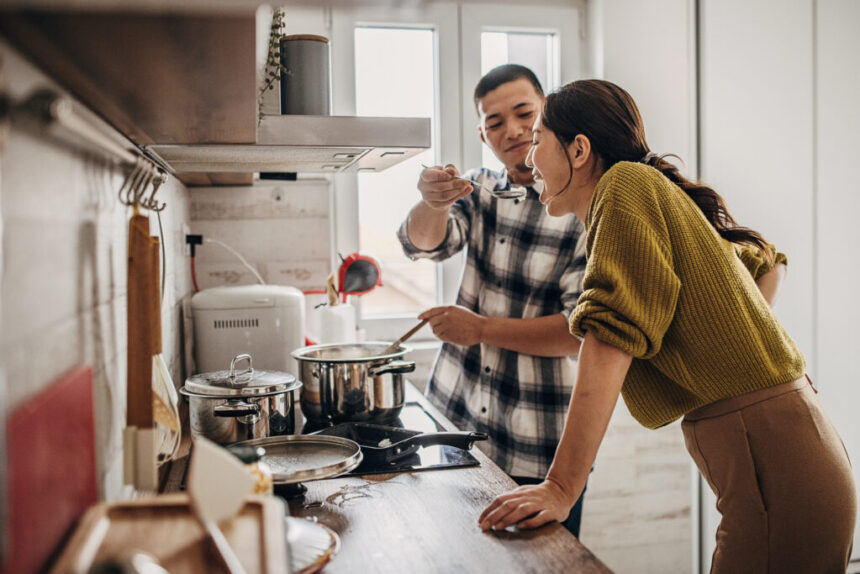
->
xmin=124 ymin=212 xmax=158 ymax=491
xmin=187 ymin=437 xmax=256 ymax=574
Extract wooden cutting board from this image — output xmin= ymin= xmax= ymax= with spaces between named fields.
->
xmin=49 ymin=494 xmax=289 ymax=574
xmin=2 ymin=365 xmax=97 ymax=574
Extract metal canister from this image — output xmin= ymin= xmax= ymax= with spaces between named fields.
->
xmin=280 ymin=34 xmax=331 ymax=115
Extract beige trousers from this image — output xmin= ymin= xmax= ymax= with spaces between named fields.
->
xmin=682 ymin=378 xmax=856 ymax=574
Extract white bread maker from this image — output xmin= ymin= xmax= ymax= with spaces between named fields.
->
xmin=190 ymin=285 xmax=305 ymax=376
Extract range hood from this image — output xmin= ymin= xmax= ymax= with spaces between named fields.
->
xmin=144 ymin=114 xmax=431 ymax=174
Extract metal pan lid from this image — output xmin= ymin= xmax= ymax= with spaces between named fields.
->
xmin=230 ymin=435 xmax=362 ymax=484
xmin=182 ymin=353 xmax=300 ymax=397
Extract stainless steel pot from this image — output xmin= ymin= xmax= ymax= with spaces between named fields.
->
xmin=180 ymin=354 xmax=302 ymax=445
xmin=291 ymin=342 xmax=415 ymax=426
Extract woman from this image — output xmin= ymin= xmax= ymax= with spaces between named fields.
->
xmin=478 ymin=79 xmax=856 ymax=573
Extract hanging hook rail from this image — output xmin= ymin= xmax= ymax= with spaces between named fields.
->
xmin=5 ymin=88 xmax=169 ymax=210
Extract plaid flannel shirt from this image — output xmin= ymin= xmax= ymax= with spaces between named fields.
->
xmin=397 ymin=167 xmax=587 ymax=478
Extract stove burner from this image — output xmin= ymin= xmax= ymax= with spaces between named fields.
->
xmin=309 ymin=402 xmax=481 ymax=476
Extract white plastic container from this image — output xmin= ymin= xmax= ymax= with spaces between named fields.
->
xmin=318 ymin=303 xmax=356 ymax=344
xmin=191 ymin=285 xmax=305 ymax=376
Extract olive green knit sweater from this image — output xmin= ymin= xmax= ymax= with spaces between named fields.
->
xmin=569 ymin=161 xmax=805 ymax=429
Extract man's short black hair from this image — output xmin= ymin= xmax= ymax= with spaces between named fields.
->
xmin=473 ymin=64 xmax=544 ymax=109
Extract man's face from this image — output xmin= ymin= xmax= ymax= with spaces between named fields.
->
xmin=477 ymin=77 xmax=544 ymax=172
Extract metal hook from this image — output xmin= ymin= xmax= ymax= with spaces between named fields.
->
xmin=133 ymin=165 xmax=156 ymax=208
xmin=142 ymin=168 xmax=167 ymax=212
xmin=118 ymin=157 xmax=145 ymax=207
xmin=128 ymin=159 xmax=151 ymax=208
xmin=117 ymin=156 xmax=169 ymax=211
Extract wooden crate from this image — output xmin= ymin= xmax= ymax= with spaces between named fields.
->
xmin=50 ymin=494 xmax=289 ymax=574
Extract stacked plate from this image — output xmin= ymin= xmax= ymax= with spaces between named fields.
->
xmin=286 ymin=517 xmax=340 ymax=574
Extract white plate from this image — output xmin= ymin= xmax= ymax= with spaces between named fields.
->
xmin=286 ymin=517 xmax=340 ymax=574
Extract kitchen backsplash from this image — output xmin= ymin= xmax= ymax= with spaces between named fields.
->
xmin=0 ymin=39 xmax=193 ymax=503
xmin=189 ymin=180 xmax=332 ymax=293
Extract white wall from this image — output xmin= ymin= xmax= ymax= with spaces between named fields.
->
xmin=0 ymin=39 xmax=193 ymax=502
xmin=815 ymin=0 xmax=860 ymax=560
xmin=599 ymin=0 xmax=696 ymax=171
xmin=583 ymin=2 xmax=696 ymax=573
xmin=188 ymin=180 xmax=335 ymax=344
xmin=699 ymin=0 xmax=860 ymax=569
xmin=700 ymin=0 xmax=815 ymax=369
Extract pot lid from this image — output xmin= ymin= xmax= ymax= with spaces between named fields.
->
xmin=183 ymin=353 xmax=300 ymax=397
xmin=230 ymin=435 xmax=363 ymax=484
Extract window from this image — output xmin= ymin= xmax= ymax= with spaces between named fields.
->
xmin=332 ymin=3 xmax=582 ymax=340
xmin=480 ymin=30 xmax=560 ymax=171
xmin=354 ymin=27 xmax=438 ymax=316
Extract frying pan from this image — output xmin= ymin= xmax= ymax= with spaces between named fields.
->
xmin=314 ymin=422 xmax=487 ymax=466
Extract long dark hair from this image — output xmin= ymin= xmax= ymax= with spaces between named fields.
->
xmin=542 ymin=79 xmax=773 ymax=261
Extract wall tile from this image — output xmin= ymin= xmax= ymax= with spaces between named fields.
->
xmin=189 ymin=181 xmax=329 ymax=220
xmin=1 ymin=42 xmax=192 ymax=506
xmin=190 ymin=218 xmax=331 ymax=263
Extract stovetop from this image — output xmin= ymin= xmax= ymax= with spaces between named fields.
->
xmin=331 ymin=401 xmax=481 ymax=476
xmin=181 ymin=401 xmax=482 ymax=492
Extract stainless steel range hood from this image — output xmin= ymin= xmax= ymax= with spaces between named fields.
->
xmin=144 ymin=114 xmax=431 ymax=174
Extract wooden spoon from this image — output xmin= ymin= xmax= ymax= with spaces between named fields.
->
xmin=380 ymin=319 xmax=429 ymax=356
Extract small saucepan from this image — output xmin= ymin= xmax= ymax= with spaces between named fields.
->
xmin=314 ymin=422 xmax=487 ymax=465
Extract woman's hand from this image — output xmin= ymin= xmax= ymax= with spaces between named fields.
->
xmin=477 ymin=332 xmax=632 ymax=533
xmin=478 ymin=478 xmax=578 ymax=531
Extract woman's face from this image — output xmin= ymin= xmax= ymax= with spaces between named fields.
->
xmin=526 ymin=115 xmax=576 ymax=217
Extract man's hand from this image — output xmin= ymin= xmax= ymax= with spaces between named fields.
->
xmin=419 ymin=305 xmax=487 ymax=347
xmin=478 ymin=479 xmax=578 ymax=531
xmin=419 ymin=164 xmax=473 ymax=211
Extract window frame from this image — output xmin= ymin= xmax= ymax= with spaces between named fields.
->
xmin=331 ymin=2 xmax=584 ymax=341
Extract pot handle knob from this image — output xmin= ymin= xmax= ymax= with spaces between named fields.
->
xmin=369 ymin=360 xmax=416 ymax=377
xmin=229 ymin=354 xmax=254 ymax=381
xmin=214 ymin=400 xmax=261 ymax=418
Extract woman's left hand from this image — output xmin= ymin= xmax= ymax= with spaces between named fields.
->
xmin=478 ymin=479 xmax=577 ymax=531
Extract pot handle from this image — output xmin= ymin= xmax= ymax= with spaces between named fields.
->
xmin=369 ymin=360 xmax=416 ymax=377
xmin=230 ymin=353 xmax=254 ymax=380
xmin=214 ymin=400 xmax=261 ymax=418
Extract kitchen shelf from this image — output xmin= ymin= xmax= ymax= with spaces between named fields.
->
xmin=0 ymin=10 xmax=258 ymax=186
xmin=0 ymin=10 xmax=429 ymax=185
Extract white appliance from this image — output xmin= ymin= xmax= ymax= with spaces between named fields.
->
xmin=190 ymin=285 xmax=305 ymax=376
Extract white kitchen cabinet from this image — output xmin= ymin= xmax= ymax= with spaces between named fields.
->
xmin=699 ymin=0 xmax=860 ymax=569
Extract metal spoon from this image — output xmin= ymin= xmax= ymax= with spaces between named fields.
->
xmin=420 ymin=164 xmax=526 ymax=199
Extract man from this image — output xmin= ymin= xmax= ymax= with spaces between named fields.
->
xmin=396 ymin=64 xmax=588 ymax=536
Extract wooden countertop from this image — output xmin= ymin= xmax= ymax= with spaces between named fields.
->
xmin=285 ymin=386 xmax=610 ymax=574
xmin=164 ymin=385 xmax=612 ymax=573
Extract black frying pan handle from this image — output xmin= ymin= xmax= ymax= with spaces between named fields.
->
xmin=411 ymin=431 xmax=487 ymax=450
xmin=385 ymin=431 xmax=488 ymax=463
